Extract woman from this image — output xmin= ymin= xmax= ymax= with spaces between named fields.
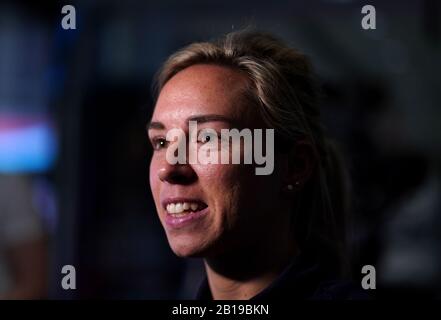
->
xmin=148 ymin=30 xmax=364 ymax=300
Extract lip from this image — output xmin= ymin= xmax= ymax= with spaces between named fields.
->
xmin=161 ymin=197 xmax=209 ymax=229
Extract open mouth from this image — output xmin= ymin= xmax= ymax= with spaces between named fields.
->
xmin=165 ymin=201 xmax=208 ymax=216
xmin=162 ymin=199 xmax=209 ymax=228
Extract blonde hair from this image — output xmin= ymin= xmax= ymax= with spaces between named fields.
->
xmin=154 ymin=30 xmax=351 ymax=276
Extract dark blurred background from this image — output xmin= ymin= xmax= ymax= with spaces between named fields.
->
xmin=0 ymin=0 xmax=440 ymax=299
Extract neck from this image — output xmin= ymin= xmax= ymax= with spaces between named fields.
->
xmin=204 ymin=230 xmax=297 ymax=300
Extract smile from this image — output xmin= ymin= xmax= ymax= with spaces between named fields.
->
xmin=162 ymin=198 xmax=209 ymax=228
xmin=166 ymin=201 xmax=205 ymax=215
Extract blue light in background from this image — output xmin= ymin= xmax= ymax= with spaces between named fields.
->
xmin=0 ymin=122 xmax=58 ymax=173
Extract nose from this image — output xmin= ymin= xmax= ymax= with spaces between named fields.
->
xmin=158 ymin=162 xmax=197 ymax=185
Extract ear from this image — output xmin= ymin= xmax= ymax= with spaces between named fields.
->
xmin=282 ymin=140 xmax=316 ymax=190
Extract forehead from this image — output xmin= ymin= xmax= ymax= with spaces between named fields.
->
xmin=153 ymin=64 xmax=253 ymax=125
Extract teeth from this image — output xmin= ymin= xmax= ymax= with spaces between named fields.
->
xmin=166 ymin=202 xmax=201 ymax=214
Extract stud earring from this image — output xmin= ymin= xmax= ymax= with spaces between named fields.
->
xmin=287 ymin=184 xmax=294 ymax=191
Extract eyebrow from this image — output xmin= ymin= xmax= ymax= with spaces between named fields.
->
xmin=147 ymin=121 xmax=165 ymax=130
xmin=147 ymin=114 xmax=237 ymax=131
xmin=187 ymin=114 xmax=237 ymax=126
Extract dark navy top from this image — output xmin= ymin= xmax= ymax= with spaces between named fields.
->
xmin=196 ymin=253 xmax=370 ymax=300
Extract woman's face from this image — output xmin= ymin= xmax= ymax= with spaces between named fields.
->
xmin=149 ymin=64 xmax=287 ymax=257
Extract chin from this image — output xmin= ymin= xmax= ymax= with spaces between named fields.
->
xmin=167 ymin=234 xmax=211 ymax=258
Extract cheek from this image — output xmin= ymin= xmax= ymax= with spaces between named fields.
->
xmin=194 ymin=163 xmax=243 ymax=192
xmin=149 ymin=156 xmax=160 ymax=198
xmin=202 ymin=163 xmax=280 ymax=213
xmin=195 ymin=163 xmax=255 ymax=215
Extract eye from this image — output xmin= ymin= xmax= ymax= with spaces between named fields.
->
xmin=198 ymin=130 xmax=218 ymax=144
xmin=151 ymin=137 xmax=168 ymax=150
xmin=201 ymin=135 xmax=211 ymax=143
